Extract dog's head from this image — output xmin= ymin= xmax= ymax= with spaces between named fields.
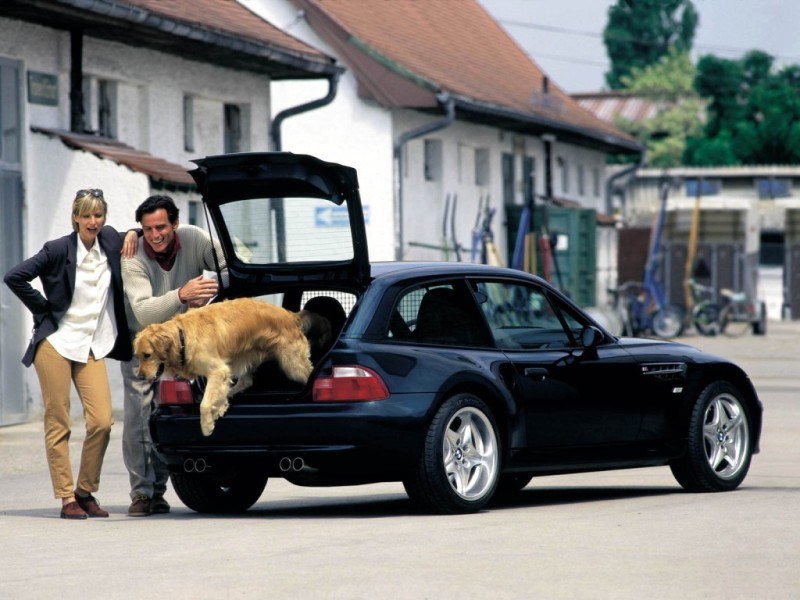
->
xmin=133 ymin=322 xmax=180 ymax=381
xmin=298 ymin=310 xmax=332 ymax=354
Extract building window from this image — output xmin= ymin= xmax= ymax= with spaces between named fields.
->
xmin=502 ymin=153 xmax=514 ymax=205
xmin=592 ymin=167 xmax=601 ymax=197
xmin=475 ymin=148 xmax=490 ymax=186
xmin=557 ymin=157 xmax=568 ymax=194
xmin=83 ymin=77 xmax=117 ymax=138
xmin=685 ymin=178 xmax=721 ymax=196
xmin=224 ymin=104 xmax=241 ymax=153
xmin=224 ymin=103 xmax=250 ymax=154
xmin=188 ymin=200 xmax=201 ymax=226
xmin=760 ymin=230 xmax=784 ymax=266
xmin=522 ymin=156 xmax=535 ymax=203
xmin=183 ymin=95 xmax=194 ymax=152
xmin=577 ymin=164 xmax=585 ymax=196
xmin=0 ymin=60 xmax=21 ymax=163
xmin=97 ymin=80 xmax=116 ymax=138
xmin=756 ymin=178 xmax=791 ymax=199
xmin=424 ymin=139 xmax=442 ymax=181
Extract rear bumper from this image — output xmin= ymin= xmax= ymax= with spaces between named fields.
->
xmin=150 ymin=395 xmax=432 ymax=478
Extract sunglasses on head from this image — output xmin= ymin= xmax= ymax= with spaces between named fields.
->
xmin=76 ymin=189 xmax=104 ymax=198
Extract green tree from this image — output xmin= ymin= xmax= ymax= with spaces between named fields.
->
xmin=614 ymin=48 xmax=705 ymax=167
xmin=604 ymin=0 xmax=698 ymax=90
xmin=685 ymin=51 xmax=800 ymax=165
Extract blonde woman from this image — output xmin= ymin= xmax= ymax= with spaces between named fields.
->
xmin=4 ymin=189 xmax=138 ymax=519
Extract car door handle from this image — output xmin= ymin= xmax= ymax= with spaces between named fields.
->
xmin=523 ymin=367 xmax=548 ymax=381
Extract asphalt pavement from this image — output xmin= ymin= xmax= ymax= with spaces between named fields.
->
xmin=1 ymin=320 xmax=798 ymax=599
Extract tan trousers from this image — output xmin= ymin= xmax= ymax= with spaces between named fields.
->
xmin=33 ymin=339 xmax=114 ymax=499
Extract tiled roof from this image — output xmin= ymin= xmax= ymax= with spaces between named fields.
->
xmin=294 ymin=0 xmax=640 ymax=153
xmin=573 ymin=92 xmax=661 ymax=125
xmin=32 ymin=127 xmax=194 ymax=188
xmin=124 ymin=0 xmax=322 ymax=61
xmin=1 ymin=0 xmax=339 ymax=79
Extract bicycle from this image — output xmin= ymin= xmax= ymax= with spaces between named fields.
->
xmin=719 ymin=287 xmax=767 ymax=337
xmin=688 ymin=279 xmax=767 ymax=338
xmin=609 ymin=280 xmax=684 ymax=339
xmin=688 ymin=278 xmax=722 ymax=337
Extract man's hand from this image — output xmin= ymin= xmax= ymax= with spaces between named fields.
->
xmin=122 ymin=230 xmax=139 ymax=258
xmin=178 ymin=275 xmax=218 ymax=306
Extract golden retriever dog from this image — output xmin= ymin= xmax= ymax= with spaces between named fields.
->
xmin=134 ymin=297 xmax=330 ymax=436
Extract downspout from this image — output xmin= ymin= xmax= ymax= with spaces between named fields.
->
xmin=393 ymin=92 xmax=456 ymax=261
xmin=604 ymin=150 xmax=646 ymax=217
xmin=270 ymin=71 xmax=340 ymax=151
xmin=69 ymin=29 xmax=84 ymax=133
xmin=268 ymin=72 xmax=340 ymax=262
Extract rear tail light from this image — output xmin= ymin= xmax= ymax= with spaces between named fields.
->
xmin=158 ymin=378 xmax=194 ymax=405
xmin=312 ymin=366 xmax=390 ymax=402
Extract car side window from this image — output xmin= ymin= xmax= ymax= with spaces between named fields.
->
xmin=475 ymin=281 xmax=573 ymax=350
xmin=387 ymin=283 xmax=491 ymax=347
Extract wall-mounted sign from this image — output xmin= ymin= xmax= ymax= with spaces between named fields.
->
xmin=27 ymin=71 xmax=58 ymax=106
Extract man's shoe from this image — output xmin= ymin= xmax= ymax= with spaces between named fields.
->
xmin=150 ymin=494 xmax=171 ymax=514
xmin=75 ymin=493 xmax=109 ymax=518
xmin=128 ymin=495 xmax=151 ymax=517
xmin=60 ymin=501 xmax=88 ymax=520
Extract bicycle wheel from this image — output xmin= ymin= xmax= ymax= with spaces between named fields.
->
xmin=651 ymin=305 xmax=684 ymax=339
xmin=693 ymin=303 xmax=721 ymax=336
xmin=719 ymin=304 xmax=750 ymax=337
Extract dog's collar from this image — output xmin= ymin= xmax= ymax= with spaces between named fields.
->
xmin=178 ymin=327 xmax=186 ymax=365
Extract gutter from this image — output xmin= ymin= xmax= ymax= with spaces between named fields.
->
xmin=270 ymin=71 xmax=341 ymax=151
xmin=605 ymin=150 xmax=647 ymax=217
xmin=266 ymin=71 xmax=341 ymax=264
xmin=55 ymin=0 xmax=339 ymax=75
xmin=451 ymin=94 xmax=643 ymax=155
xmin=393 ymin=92 xmax=456 ymax=261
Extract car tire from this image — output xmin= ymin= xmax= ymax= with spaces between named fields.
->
xmin=669 ymin=382 xmax=753 ymax=492
xmin=170 ymin=470 xmax=268 ymax=513
xmin=403 ymin=394 xmax=500 ymax=514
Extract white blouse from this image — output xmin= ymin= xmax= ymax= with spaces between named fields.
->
xmin=48 ymin=239 xmax=117 ymax=362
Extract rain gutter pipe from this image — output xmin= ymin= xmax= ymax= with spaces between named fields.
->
xmin=605 ymin=150 xmax=647 ymax=217
xmin=270 ymin=72 xmax=341 ymax=151
xmin=268 ymin=72 xmax=341 ymax=263
xmin=393 ymin=92 xmax=456 ymax=261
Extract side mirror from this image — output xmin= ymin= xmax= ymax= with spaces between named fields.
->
xmin=580 ymin=325 xmax=602 ymax=349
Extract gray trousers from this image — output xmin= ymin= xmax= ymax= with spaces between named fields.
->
xmin=120 ymin=358 xmax=169 ymax=500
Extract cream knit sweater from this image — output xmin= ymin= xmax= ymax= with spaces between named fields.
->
xmin=121 ymin=224 xmax=225 ymax=335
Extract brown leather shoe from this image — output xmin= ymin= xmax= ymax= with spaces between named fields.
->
xmin=75 ymin=493 xmax=109 ymax=518
xmin=150 ymin=494 xmax=171 ymax=514
xmin=128 ymin=495 xmax=151 ymax=517
xmin=60 ymin=501 xmax=88 ymax=520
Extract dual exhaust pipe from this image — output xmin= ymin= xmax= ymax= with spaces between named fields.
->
xmin=279 ymin=456 xmax=306 ymax=472
xmin=182 ymin=456 xmax=306 ymax=474
xmin=183 ymin=458 xmax=207 ymax=473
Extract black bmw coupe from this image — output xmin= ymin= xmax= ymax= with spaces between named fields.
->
xmin=149 ymin=152 xmax=762 ymax=515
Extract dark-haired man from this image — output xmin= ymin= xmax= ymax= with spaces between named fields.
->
xmin=120 ymin=194 xmax=224 ymax=517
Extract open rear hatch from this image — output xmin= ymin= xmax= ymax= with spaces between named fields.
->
xmin=189 ymin=152 xmax=370 ymax=296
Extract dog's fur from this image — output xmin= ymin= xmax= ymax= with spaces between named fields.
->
xmin=134 ymin=297 xmax=331 ymax=436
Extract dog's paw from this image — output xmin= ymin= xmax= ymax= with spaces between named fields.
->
xmin=217 ymin=400 xmax=230 ymax=418
xmin=200 ymin=414 xmax=215 ymax=437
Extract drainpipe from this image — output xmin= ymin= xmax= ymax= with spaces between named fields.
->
xmin=267 ymin=72 xmax=340 ymax=262
xmin=69 ymin=29 xmax=84 ymax=133
xmin=270 ymin=72 xmax=340 ymax=151
xmin=393 ymin=92 xmax=456 ymax=261
xmin=604 ymin=150 xmax=646 ymax=217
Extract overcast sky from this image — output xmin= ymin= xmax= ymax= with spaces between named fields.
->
xmin=478 ymin=0 xmax=800 ymax=93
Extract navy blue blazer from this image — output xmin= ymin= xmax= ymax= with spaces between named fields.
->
xmin=3 ymin=226 xmax=133 ymax=367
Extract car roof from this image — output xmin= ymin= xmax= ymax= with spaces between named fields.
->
xmin=369 ymin=261 xmax=549 ymax=284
